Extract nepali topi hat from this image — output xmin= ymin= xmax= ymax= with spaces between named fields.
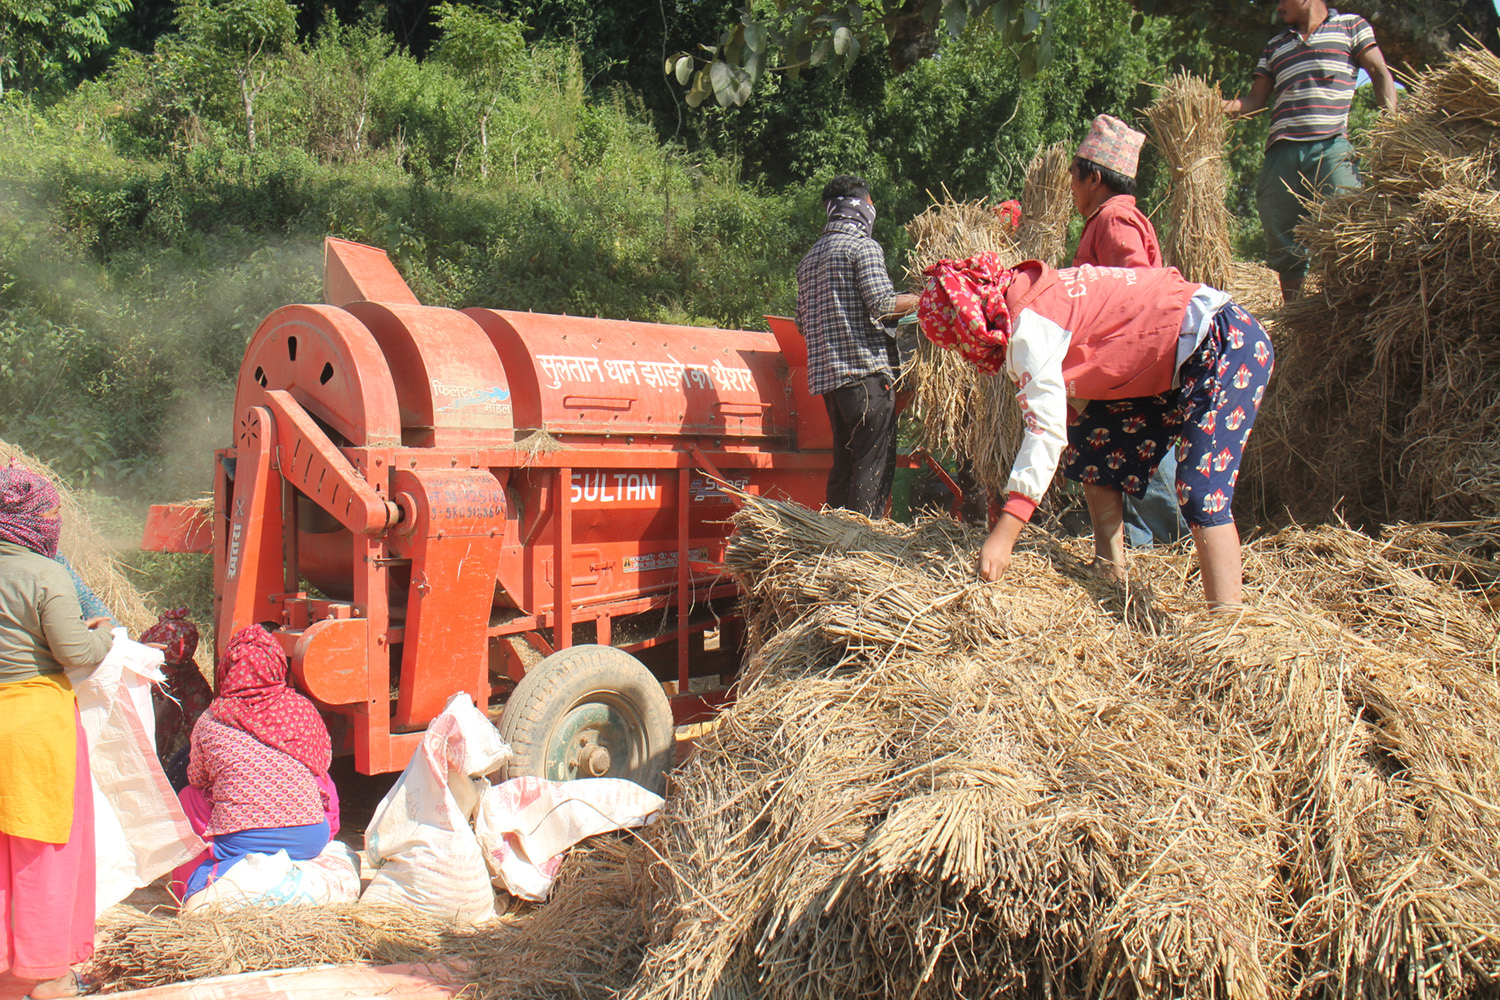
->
xmin=1074 ymin=114 xmax=1145 ymax=179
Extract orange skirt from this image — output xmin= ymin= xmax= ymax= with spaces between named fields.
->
xmin=0 ymin=675 xmax=77 ymax=843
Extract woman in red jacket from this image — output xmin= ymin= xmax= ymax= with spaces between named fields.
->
xmin=918 ymin=256 xmax=1274 ymax=608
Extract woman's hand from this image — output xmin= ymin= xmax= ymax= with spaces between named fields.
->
xmin=977 ymin=512 xmax=1025 ymax=582
xmin=84 ymin=617 xmax=112 ymax=630
xmin=978 ymin=534 xmax=1013 ymax=580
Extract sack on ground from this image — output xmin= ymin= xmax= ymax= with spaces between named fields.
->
xmin=360 ymin=692 xmax=510 ymax=925
xmin=181 ymin=840 xmax=360 ymax=913
xmin=474 ymin=775 xmax=663 ymax=901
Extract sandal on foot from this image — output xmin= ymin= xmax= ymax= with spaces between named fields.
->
xmin=25 ymin=969 xmax=91 ymax=1000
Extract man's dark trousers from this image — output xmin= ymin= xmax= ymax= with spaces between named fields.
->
xmin=822 ymin=373 xmax=897 ymax=518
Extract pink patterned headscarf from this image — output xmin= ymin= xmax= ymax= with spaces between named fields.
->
xmin=0 ymin=460 xmax=62 ymax=558
xmin=211 ymin=624 xmax=332 ymax=777
xmin=917 ymin=253 xmax=1018 ymax=375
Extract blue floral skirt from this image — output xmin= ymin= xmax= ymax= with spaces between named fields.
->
xmin=1061 ymin=303 xmax=1274 ymax=528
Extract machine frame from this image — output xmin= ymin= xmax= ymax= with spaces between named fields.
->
xmin=144 ymin=238 xmax=838 ymax=783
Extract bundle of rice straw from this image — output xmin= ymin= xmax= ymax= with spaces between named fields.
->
xmin=89 ymin=838 xmax=650 ymax=999
xmin=902 ymin=198 xmax=1022 ymax=489
xmin=1227 ymin=259 xmax=1283 ymax=316
xmin=902 ymin=142 xmax=1072 ymax=496
xmin=0 ymin=438 xmax=154 ymax=635
xmin=1015 ymin=141 xmax=1074 ymax=265
xmin=625 ymin=492 xmax=1500 ymax=1000
xmin=1146 ymin=72 xmax=1234 ymax=290
xmin=1250 ymin=46 xmax=1500 ymax=530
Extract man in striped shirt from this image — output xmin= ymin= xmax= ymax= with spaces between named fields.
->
xmin=1225 ymin=0 xmax=1396 ymax=301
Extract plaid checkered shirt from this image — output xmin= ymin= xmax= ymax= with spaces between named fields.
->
xmin=795 ymin=220 xmax=902 ymax=397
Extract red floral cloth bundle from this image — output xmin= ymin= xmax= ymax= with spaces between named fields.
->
xmin=917 ymin=252 xmax=1017 ymax=375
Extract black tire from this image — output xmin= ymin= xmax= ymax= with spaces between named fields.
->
xmin=499 ymin=644 xmax=675 ymax=795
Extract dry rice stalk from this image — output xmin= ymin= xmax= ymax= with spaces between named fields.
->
xmin=0 ymin=438 xmax=154 ymax=635
xmin=1146 ymin=72 xmax=1233 ymax=289
xmin=903 ymin=196 xmax=1020 ymax=287
xmin=902 ymin=198 xmax=1026 ymax=486
xmin=627 ymin=493 xmax=1500 ymax=1000
xmin=1410 ymin=45 xmax=1500 ymax=127
xmin=89 ymin=906 xmax=457 ymax=992
xmin=900 ymin=149 xmax=1069 ymax=494
xmin=90 ymin=838 xmax=651 ymax=1000
xmin=1015 ymin=141 xmax=1073 ymax=265
xmin=1226 ymin=260 xmax=1283 ymax=316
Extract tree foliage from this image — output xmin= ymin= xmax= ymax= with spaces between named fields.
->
xmin=667 ymin=0 xmax=1058 ymax=108
xmin=671 ymin=0 xmax=1500 ymax=107
xmin=173 ymin=0 xmax=298 ymax=150
xmin=430 ymin=4 xmax=528 ymax=176
xmin=0 ymin=0 xmax=130 ymax=95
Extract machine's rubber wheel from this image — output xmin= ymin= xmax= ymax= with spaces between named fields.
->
xmin=499 ymin=644 xmax=675 ymax=795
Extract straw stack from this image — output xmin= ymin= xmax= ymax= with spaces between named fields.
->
xmin=0 ymin=438 xmax=154 ymax=634
xmin=1015 ymin=141 xmax=1074 ymax=265
xmin=625 ymin=492 xmax=1500 ymax=1000
xmin=902 ymin=143 xmax=1072 ymax=495
xmin=1146 ymin=72 xmax=1234 ymax=290
xmin=1251 ymin=46 xmax=1500 ymax=527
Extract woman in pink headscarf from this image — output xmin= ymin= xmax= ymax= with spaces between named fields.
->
xmin=0 ymin=462 xmax=112 ymax=1000
xmin=171 ymin=624 xmax=339 ymax=904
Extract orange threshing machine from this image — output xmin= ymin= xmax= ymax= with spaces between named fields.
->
xmin=144 ymin=238 xmax=834 ymax=791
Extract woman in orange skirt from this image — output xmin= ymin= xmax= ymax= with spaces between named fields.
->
xmin=0 ymin=462 xmax=113 ymax=1000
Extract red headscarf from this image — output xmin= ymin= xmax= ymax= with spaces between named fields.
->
xmin=917 ymin=253 xmax=1018 ymax=375
xmin=210 ymin=624 xmax=331 ymax=777
xmin=142 ymin=608 xmax=200 ymax=666
xmin=0 ymin=460 xmax=62 ymax=558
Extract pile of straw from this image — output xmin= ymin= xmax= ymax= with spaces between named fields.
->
xmin=1252 ymin=46 xmax=1500 ymax=527
xmin=0 ymin=438 xmax=154 ymax=634
xmin=902 ymin=143 xmax=1072 ymax=495
xmin=1146 ymin=72 xmax=1234 ymax=290
xmin=89 ymin=838 xmax=650 ymax=999
xmin=625 ymin=492 xmax=1500 ymax=1000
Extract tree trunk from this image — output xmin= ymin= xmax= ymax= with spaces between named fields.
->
xmin=888 ymin=0 xmax=939 ymax=75
xmin=479 ymin=111 xmax=489 ymax=179
xmin=238 ymin=68 xmax=256 ymax=152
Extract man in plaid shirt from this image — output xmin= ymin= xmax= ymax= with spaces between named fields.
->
xmin=795 ymin=175 xmax=919 ymax=517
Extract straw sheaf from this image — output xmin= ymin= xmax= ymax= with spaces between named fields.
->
xmin=1146 ymin=73 xmax=1233 ymax=290
xmin=901 ymin=144 xmax=1072 ymax=495
xmin=1252 ymin=45 xmax=1500 ymax=532
xmin=625 ymin=493 xmax=1500 ymax=1000
xmin=1015 ymin=141 xmax=1074 ymax=266
xmin=0 ymin=438 xmax=155 ymax=636
xmin=1226 ymin=261 xmax=1284 ymax=317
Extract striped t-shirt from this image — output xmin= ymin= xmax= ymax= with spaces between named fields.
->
xmin=1255 ymin=10 xmax=1377 ymax=145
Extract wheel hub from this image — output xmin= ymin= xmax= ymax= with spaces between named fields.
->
xmin=546 ymin=701 xmax=636 ymax=781
xmin=575 ymin=740 xmax=613 ymax=776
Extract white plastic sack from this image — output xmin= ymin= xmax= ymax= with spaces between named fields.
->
xmin=67 ymin=629 xmax=205 ymax=915
xmin=360 ymin=692 xmax=510 ymax=926
xmin=180 ymin=840 xmax=361 ymax=913
xmin=474 ymin=776 xmax=663 ymax=902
